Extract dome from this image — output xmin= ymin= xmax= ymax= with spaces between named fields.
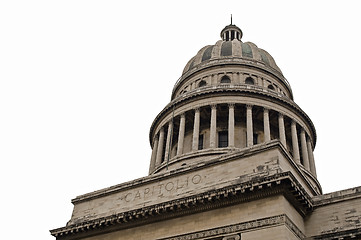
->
xmin=148 ymin=22 xmax=319 ymax=194
xmin=182 ymin=24 xmax=283 ymax=77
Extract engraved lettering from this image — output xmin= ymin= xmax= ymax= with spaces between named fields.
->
xmin=192 ymin=174 xmax=202 ymax=184
xmin=144 ymin=188 xmax=150 ymax=197
xmin=157 ymin=183 xmax=164 ymax=195
xmin=120 ymin=174 xmax=204 ymax=203
xmin=165 ymin=182 xmax=174 ymax=191
xmin=134 ymin=190 xmax=141 ymax=200
xmin=124 ymin=192 xmax=132 ymax=202
xmin=185 ymin=176 xmax=189 ymax=187
xmin=176 ymin=179 xmax=185 ymax=190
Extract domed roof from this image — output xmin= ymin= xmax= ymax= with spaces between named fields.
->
xmin=182 ymin=24 xmax=283 ymax=76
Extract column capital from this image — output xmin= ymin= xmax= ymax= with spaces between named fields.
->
xmin=278 ymin=112 xmax=284 ymax=118
xmin=194 ymin=107 xmax=200 ymax=113
xmin=180 ymin=113 xmax=185 ymax=118
xmin=211 ymin=104 xmax=217 ymax=109
xmin=228 ymin=103 xmax=235 ymax=108
xmin=246 ymin=104 xmax=253 ymax=109
xmin=263 ymin=107 xmax=269 ymax=112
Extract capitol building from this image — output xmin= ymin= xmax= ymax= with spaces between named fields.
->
xmin=51 ymin=23 xmax=361 ymax=240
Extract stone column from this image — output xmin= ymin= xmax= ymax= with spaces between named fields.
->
xmin=210 ymin=104 xmax=217 ymax=148
xmin=246 ymin=105 xmax=253 ymax=147
xmin=263 ymin=108 xmax=271 ymax=142
xmin=164 ymin=121 xmax=173 ymax=163
xmin=192 ymin=108 xmax=200 ymax=151
xmin=155 ymin=128 xmax=165 ymax=166
xmin=291 ymin=120 xmax=301 ymax=164
xmin=177 ymin=114 xmax=186 ymax=156
xmin=300 ymin=129 xmax=310 ymax=170
xmin=278 ymin=113 xmax=287 ymax=147
xmin=228 ymin=103 xmax=235 ymax=147
xmin=149 ymin=136 xmax=159 ymax=173
xmin=307 ymin=138 xmax=317 ymax=177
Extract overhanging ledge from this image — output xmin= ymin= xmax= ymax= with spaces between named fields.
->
xmin=50 ymin=171 xmax=313 ymax=240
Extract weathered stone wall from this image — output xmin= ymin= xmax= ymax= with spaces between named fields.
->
xmin=305 ymin=187 xmax=361 ymax=238
xmin=79 ymin=196 xmax=303 ymax=240
xmin=242 ymin=225 xmax=300 ymax=240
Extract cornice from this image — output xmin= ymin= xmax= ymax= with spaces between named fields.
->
xmin=149 ymin=85 xmax=317 ymax=147
xmin=50 ymin=172 xmax=313 ymax=239
xmin=312 ymin=186 xmax=361 ymax=207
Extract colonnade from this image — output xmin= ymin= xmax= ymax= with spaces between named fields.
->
xmin=149 ymin=103 xmax=316 ymax=176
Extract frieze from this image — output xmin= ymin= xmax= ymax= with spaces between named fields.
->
xmin=50 ymin=172 xmax=312 ymax=239
xmin=120 ymin=174 xmax=202 ymax=203
xmin=157 ymin=214 xmax=304 ymax=240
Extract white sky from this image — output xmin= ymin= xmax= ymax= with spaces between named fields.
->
xmin=1 ymin=1 xmax=361 ymax=239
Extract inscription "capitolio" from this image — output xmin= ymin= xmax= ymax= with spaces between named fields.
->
xmin=120 ymin=174 xmax=202 ymax=203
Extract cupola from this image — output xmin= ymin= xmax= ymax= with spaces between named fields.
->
xmin=220 ymin=24 xmax=243 ymax=41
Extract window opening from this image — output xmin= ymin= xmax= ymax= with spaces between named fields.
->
xmin=268 ymin=84 xmax=275 ymax=90
xmin=245 ymin=77 xmax=255 ymax=85
xmin=253 ymin=133 xmax=258 ymax=145
xmin=198 ymin=134 xmax=204 ymax=150
xmin=220 ymin=75 xmax=231 ymax=84
xmin=218 ymin=131 xmax=228 ymax=148
xmin=198 ymin=80 xmax=207 ymax=88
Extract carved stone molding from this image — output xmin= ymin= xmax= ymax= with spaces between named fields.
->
xmin=50 ymin=172 xmax=313 ymax=239
xmin=157 ymin=214 xmax=305 ymax=240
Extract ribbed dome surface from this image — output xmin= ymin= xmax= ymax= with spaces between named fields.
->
xmin=182 ymin=39 xmax=283 ymax=76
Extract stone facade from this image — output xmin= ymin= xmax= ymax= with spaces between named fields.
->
xmin=50 ymin=24 xmax=361 ymax=240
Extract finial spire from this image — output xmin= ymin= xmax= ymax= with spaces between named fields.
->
xmin=231 ymin=14 xmax=233 ymax=25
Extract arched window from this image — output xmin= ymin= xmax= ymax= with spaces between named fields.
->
xmin=245 ymin=77 xmax=255 ymax=85
xmin=220 ymin=75 xmax=231 ymax=84
xmin=268 ymin=85 xmax=275 ymax=90
xmin=198 ymin=80 xmax=207 ymax=88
